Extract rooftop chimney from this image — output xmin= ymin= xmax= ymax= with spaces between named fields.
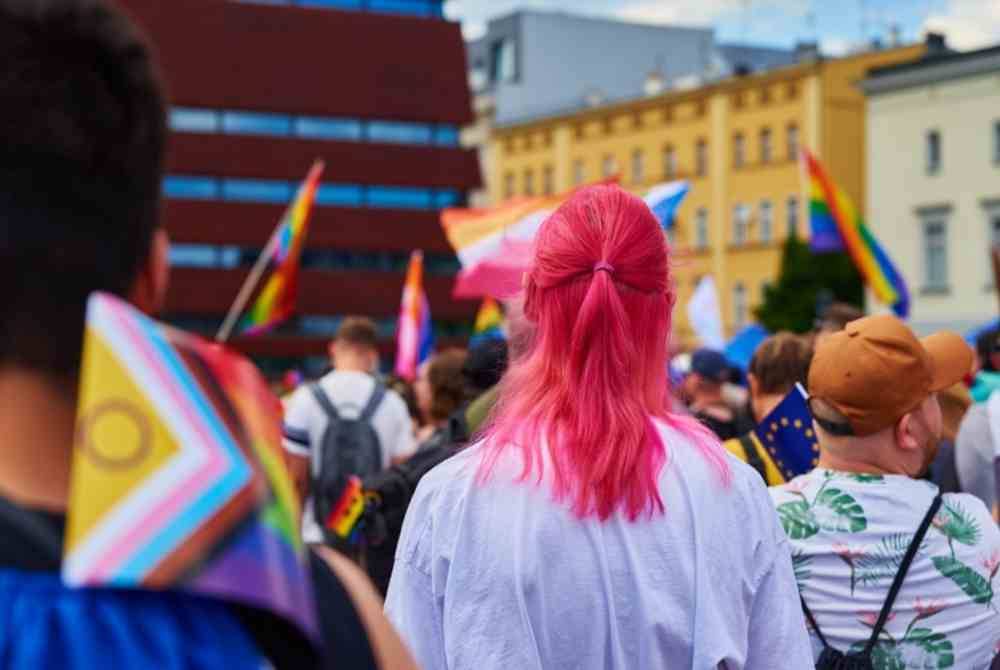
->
xmin=925 ymin=32 xmax=948 ymax=55
xmin=644 ymin=71 xmax=665 ymax=97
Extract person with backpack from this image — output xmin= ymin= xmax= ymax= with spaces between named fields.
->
xmin=0 ymin=3 xmax=415 ymax=668
xmin=283 ymin=317 xmax=415 ymax=547
xmin=771 ymin=315 xmax=1000 ymax=669
xmin=385 ymin=185 xmax=813 ymax=669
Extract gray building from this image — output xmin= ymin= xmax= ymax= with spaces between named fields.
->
xmin=466 ymin=11 xmax=797 ymax=124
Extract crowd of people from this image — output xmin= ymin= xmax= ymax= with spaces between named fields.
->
xmin=4 ymin=1 xmax=1000 ymax=669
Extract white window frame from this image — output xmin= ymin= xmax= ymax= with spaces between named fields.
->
xmin=759 ymin=199 xmax=773 ymax=243
xmin=573 ymin=159 xmax=585 ymax=186
xmin=632 ymin=149 xmax=644 ymax=184
xmin=786 ymin=195 xmax=799 ymax=238
xmin=918 ymin=206 xmax=950 ymax=291
xmin=732 ymin=203 xmax=750 ymax=246
xmin=759 ymin=127 xmax=772 ymax=164
xmin=732 ymin=281 xmax=748 ymax=330
xmin=664 ymin=145 xmax=677 ymax=178
xmin=695 ymin=208 xmax=709 ymax=250
xmin=926 ymin=129 xmax=941 ymax=175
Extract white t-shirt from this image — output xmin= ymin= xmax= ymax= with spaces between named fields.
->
xmin=384 ymin=420 xmax=813 ymax=670
xmin=283 ymin=370 xmax=415 ymax=544
xmin=770 ymin=469 xmax=1000 ymax=668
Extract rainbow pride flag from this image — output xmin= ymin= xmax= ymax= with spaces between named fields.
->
xmin=470 ymin=296 xmax=504 ymax=346
xmin=395 ymin=251 xmax=433 ymax=381
xmin=441 ymin=178 xmax=689 ymax=299
xmin=241 ymin=160 xmax=324 ymax=335
xmin=66 ymin=292 xmax=318 ymax=645
xmin=803 ymin=149 xmax=910 ymax=318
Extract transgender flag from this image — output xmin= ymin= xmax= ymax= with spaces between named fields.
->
xmin=394 ymin=251 xmax=433 ymax=381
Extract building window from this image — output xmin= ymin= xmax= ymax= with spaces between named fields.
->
xmin=732 ymin=203 xmax=750 ymax=246
xmin=504 ymin=172 xmax=515 ymax=199
xmin=786 ymin=81 xmax=799 ymax=100
xmin=543 ymin=165 xmax=555 ymax=195
xmin=759 ymin=200 xmax=773 ymax=243
xmin=759 ymin=127 xmax=772 ymax=164
xmin=523 ymin=169 xmax=535 ymax=196
xmin=695 ymin=139 xmax=708 ymax=177
xmin=602 ymin=154 xmax=618 ymax=178
xmin=663 ymin=145 xmax=677 ymax=178
xmin=759 ymin=87 xmax=771 ymax=105
xmin=786 ymin=195 xmax=799 ymax=237
xmin=663 ymin=106 xmax=675 ymax=123
xmin=733 ymin=133 xmax=745 ymax=168
xmin=787 ymin=123 xmax=799 ymax=161
xmin=632 ymin=149 xmax=644 ymax=184
xmin=983 ymin=201 xmax=1000 ymax=286
xmin=573 ymin=159 xmax=585 ymax=185
xmin=926 ymin=130 xmax=941 ymax=175
xmin=694 ymin=100 xmax=706 ymax=118
xmin=574 ymin=124 xmax=585 ymax=140
xmin=695 ymin=208 xmax=709 ymax=250
xmin=922 ymin=217 xmax=948 ymax=290
xmin=733 ymin=282 xmax=748 ymax=330
xmin=994 ymin=121 xmax=1000 ymax=165
xmin=489 ymin=38 xmax=517 ymax=84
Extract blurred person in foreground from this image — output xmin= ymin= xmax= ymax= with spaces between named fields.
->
xmin=385 ymin=185 xmax=813 ymax=669
xmin=0 ymin=3 xmax=413 ymax=667
xmin=770 ymin=315 xmax=1000 ymax=667
xmin=681 ymin=348 xmax=754 ymax=440
xmin=723 ymin=332 xmax=813 ymax=485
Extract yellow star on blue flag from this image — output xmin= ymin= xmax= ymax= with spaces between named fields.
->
xmin=749 ymin=383 xmax=819 ymax=481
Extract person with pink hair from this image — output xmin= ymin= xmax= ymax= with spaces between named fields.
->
xmin=384 ymin=185 xmax=812 ymax=669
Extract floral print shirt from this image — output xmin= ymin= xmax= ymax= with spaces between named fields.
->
xmin=770 ymin=469 xmax=1000 ymax=670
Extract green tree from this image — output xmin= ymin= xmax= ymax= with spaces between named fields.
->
xmin=754 ymin=234 xmax=863 ymax=333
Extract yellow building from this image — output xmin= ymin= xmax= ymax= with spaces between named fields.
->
xmin=487 ymin=44 xmax=924 ymax=344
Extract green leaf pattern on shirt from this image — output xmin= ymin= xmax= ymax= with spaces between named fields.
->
xmin=775 ymin=470 xmax=998 ymax=670
xmin=776 ymin=474 xmax=867 ymax=540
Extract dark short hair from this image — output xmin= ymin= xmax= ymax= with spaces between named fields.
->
xmin=749 ymin=332 xmax=813 ymax=396
xmin=427 ymin=349 xmax=469 ymax=423
xmin=976 ymin=328 xmax=1000 ymax=371
xmin=0 ymin=0 xmax=167 ymax=375
xmin=817 ymin=302 xmax=864 ymax=332
xmin=335 ymin=316 xmax=379 ymax=350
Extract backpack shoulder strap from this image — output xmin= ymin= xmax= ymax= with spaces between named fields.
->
xmin=309 ymin=381 xmax=340 ymax=421
xmin=360 ymin=382 xmax=386 ymax=424
xmin=862 ymin=491 xmax=943 ymax=655
xmin=738 ymin=433 xmax=768 ymax=482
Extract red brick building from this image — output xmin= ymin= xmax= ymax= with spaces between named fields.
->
xmin=118 ymin=0 xmax=480 ymax=374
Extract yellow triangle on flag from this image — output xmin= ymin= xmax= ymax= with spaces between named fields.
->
xmin=65 ymin=330 xmax=181 ymax=553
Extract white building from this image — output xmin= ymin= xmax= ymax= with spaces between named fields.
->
xmin=863 ymin=42 xmax=1000 ymax=335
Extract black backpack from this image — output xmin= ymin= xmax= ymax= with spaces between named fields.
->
xmin=308 ymin=381 xmax=385 ymax=544
xmin=359 ymin=409 xmax=470 ymax=594
xmin=801 ymin=492 xmax=942 ymax=670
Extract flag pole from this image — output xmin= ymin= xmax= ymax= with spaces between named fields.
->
xmin=215 ymin=230 xmax=283 ymax=343
xmin=214 ymin=159 xmax=324 ymax=344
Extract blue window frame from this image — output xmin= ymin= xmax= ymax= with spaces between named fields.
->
xmin=435 ymin=190 xmax=460 ymax=208
xmin=367 ymin=186 xmax=432 ymax=209
xmin=295 ymin=116 xmax=363 ymax=141
xmin=221 ymin=179 xmax=293 ymax=203
xmin=170 ymin=108 xmax=220 ymax=133
xmin=163 ymin=176 xmax=219 ymax=199
xmin=315 ymin=184 xmax=364 ymax=206
xmin=366 ymin=121 xmax=432 ymax=145
xmin=222 ymin=111 xmax=292 ymax=136
xmin=434 ymin=125 xmax=460 ymax=146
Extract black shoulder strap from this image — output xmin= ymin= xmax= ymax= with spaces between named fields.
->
xmin=861 ymin=492 xmax=943 ymax=654
xmin=359 ymin=382 xmax=386 ymax=424
xmin=738 ymin=433 xmax=768 ymax=482
xmin=800 ymin=491 xmax=944 ymax=659
xmin=309 ymin=382 xmax=340 ymax=421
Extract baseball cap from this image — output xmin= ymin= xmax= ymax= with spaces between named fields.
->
xmin=808 ymin=315 xmax=973 ymax=436
xmin=691 ymin=349 xmax=729 ymax=383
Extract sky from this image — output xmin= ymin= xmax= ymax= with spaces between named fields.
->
xmin=443 ymin=0 xmax=1000 ymax=55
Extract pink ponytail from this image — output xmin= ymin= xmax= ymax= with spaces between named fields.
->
xmin=478 ymin=185 xmax=730 ymax=521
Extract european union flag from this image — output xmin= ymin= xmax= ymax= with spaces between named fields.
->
xmin=750 ymin=383 xmax=819 ymax=481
